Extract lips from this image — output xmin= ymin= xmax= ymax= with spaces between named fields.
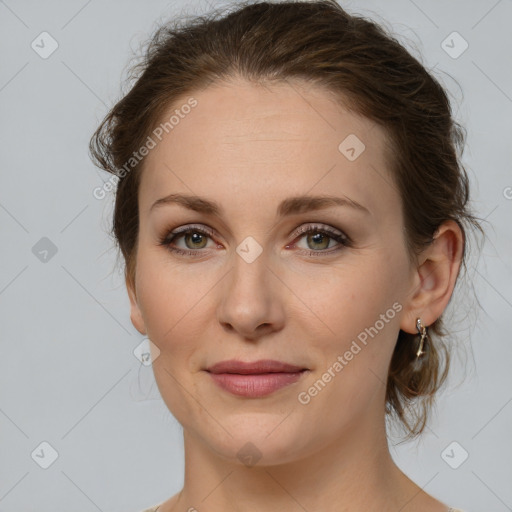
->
xmin=207 ymin=359 xmax=306 ymax=374
xmin=206 ymin=359 xmax=308 ymax=398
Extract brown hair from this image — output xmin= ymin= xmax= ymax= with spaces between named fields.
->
xmin=89 ymin=0 xmax=483 ymax=439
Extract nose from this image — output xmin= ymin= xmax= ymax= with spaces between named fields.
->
xmin=216 ymin=253 xmax=286 ymax=342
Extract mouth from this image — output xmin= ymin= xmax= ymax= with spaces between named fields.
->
xmin=205 ymin=359 xmax=309 ymax=398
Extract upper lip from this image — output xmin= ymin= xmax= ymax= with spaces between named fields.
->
xmin=206 ymin=359 xmax=306 ymax=374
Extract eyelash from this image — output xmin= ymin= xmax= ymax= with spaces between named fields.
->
xmin=158 ymin=223 xmax=351 ymax=258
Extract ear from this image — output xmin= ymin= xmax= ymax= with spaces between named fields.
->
xmin=400 ymin=220 xmax=464 ymax=334
xmin=126 ymin=271 xmax=147 ymax=335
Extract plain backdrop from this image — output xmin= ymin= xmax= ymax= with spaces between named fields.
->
xmin=1 ymin=1 xmax=511 ymax=511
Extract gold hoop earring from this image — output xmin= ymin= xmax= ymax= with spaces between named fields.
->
xmin=415 ymin=318 xmax=428 ymax=359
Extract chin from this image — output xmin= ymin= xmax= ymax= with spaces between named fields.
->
xmin=191 ymin=412 xmax=318 ymax=468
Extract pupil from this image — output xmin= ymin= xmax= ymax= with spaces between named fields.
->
xmin=308 ymin=232 xmax=328 ymax=249
xmin=188 ymin=232 xmax=205 ymax=248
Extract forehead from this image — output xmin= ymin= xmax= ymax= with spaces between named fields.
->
xmin=139 ymin=79 xmax=397 ymax=218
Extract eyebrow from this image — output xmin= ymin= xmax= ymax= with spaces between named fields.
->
xmin=149 ymin=193 xmax=371 ymax=217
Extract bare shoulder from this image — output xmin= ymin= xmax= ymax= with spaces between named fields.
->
xmin=393 ymin=470 xmax=462 ymax=512
xmin=140 ymin=491 xmax=181 ymax=512
xmin=138 ymin=503 xmax=467 ymax=512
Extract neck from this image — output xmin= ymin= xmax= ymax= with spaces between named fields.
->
xmin=171 ymin=406 xmax=424 ymax=512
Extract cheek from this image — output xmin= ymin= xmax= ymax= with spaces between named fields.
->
xmin=131 ymin=226 xmax=235 ymax=419
xmin=134 ymin=248 xmax=219 ymax=356
xmin=292 ymin=253 xmax=404 ymax=343
xmin=134 ymin=251 xmax=209 ymax=422
xmin=292 ymin=260 xmax=404 ymax=434
xmin=294 ymin=258 xmax=407 ymax=419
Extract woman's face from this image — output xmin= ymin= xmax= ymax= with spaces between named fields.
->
xmin=128 ymin=79 xmax=418 ymax=465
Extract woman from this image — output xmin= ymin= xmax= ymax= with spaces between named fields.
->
xmin=89 ymin=1 xmax=482 ymax=510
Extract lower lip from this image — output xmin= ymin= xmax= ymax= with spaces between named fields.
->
xmin=208 ymin=371 xmax=305 ymax=397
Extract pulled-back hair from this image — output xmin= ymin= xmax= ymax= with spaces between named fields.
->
xmin=89 ymin=0 xmax=483 ymax=439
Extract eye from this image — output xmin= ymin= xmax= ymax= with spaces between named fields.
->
xmin=159 ymin=224 xmax=218 ymax=257
xmin=287 ymin=223 xmax=351 ymax=256
xmin=159 ymin=223 xmax=351 ymax=257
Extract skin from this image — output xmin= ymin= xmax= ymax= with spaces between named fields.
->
xmin=126 ymin=78 xmax=463 ymax=512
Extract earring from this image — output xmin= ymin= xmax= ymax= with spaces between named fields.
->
xmin=415 ymin=318 xmax=428 ymax=358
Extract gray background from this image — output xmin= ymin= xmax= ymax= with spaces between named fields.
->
xmin=1 ymin=0 xmax=511 ymax=511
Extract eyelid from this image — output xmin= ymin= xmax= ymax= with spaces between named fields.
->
xmin=168 ymin=223 xmax=216 ymax=238
xmin=161 ymin=223 xmax=218 ymax=250
xmin=162 ymin=222 xmax=349 ymax=244
xmin=159 ymin=221 xmax=351 ymax=257
xmin=290 ymin=222 xmax=349 ymax=242
xmin=287 ymin=223 xmax=351 ymax=255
